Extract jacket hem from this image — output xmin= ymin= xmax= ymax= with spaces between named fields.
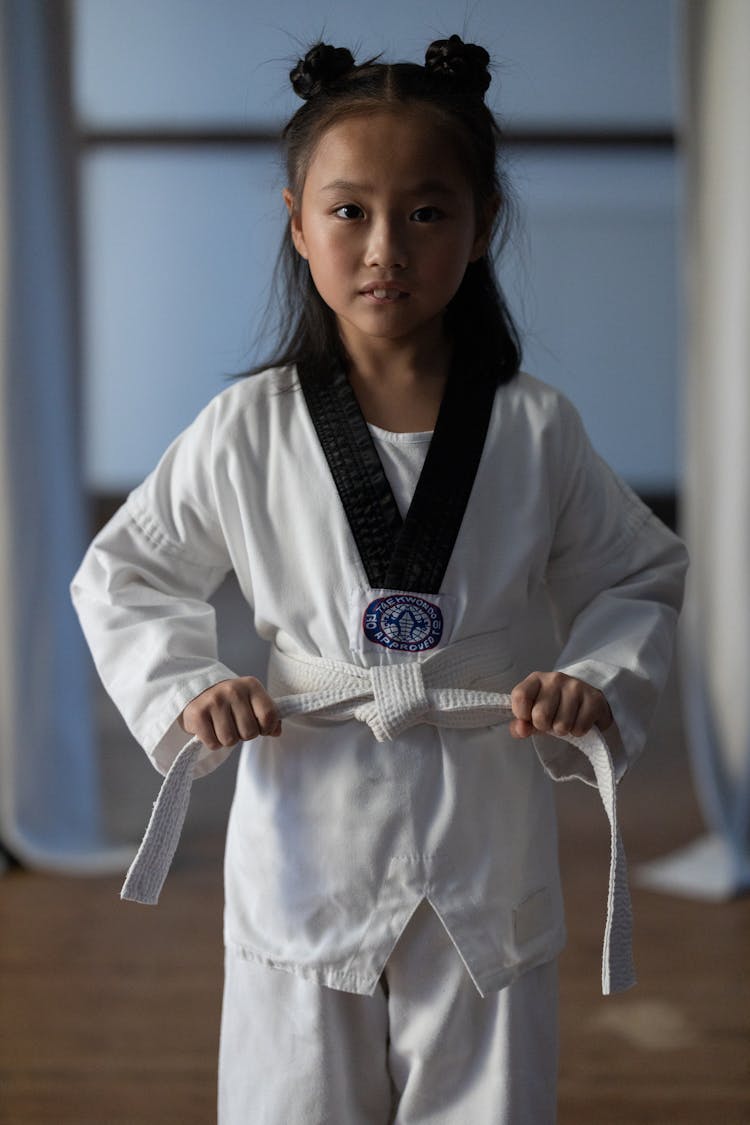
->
xmin=223 ymin=923 xmax=567 ymax=999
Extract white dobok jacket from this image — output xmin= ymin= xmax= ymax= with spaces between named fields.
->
xmin=71 ymin=365 xmax=687 ymax=999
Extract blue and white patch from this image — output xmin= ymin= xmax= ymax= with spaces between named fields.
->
xmin=362 ymin=594 xmax=444 ymax=652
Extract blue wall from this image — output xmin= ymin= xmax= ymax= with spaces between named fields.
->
xmin=73 ymin=0 xmax=680 ymax=492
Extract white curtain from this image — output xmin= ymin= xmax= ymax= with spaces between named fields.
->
xmin=0 ymin=0 xmax=130 ymax=873
xmin=636 ymin=0 xmax=750 ymax=898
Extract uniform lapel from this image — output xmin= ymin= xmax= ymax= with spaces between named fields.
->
xmin=298 ymin=358 xmax=496 ymax=594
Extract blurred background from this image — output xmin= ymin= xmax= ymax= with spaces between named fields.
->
xmin=1 ymin=1 xmax=748 ymax=1122
xmin=76 ymin=0 xmax=681 ymax=497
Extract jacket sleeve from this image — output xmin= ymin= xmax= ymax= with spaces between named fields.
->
xmin=533 ymin=395 xmax=689 ymax=786
xmin=71 ymin=399 xmax=240 ymax=779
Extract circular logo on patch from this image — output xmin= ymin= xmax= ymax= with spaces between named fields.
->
xmin=362 ymin=594 xmax=443 ymax=652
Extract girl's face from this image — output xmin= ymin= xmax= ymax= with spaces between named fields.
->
xmin=284 ymin=108 xmax=490 ymax=361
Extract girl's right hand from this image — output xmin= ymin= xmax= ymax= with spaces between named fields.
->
xmin=178 ymin=676 xmax=282 ymax=750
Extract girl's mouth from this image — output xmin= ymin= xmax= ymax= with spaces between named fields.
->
xmin=362 ymin=288 xmax=409 ymax=302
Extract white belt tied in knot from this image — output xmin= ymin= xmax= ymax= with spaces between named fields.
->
xmin=121 ymin=637 xmax=635 ymax=995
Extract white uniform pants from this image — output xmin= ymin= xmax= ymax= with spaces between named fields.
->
xmin=218 ymin=899 xmax=558 ymax=1124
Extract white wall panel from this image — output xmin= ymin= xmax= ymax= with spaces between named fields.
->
xmin=81 ymin=146 xmax=679 ymax=492
xmin=81 ymin=148 xmax=285 ymax=489
xmin=73 ymin=0 xmax=677 ymax=130
xmin=503 ymin=149 xmax=680 ymax=490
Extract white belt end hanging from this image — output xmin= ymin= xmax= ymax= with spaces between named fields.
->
xmin=120 ymin=737 xmax=203 ymax=905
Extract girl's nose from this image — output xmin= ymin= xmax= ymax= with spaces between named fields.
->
xmin=364 ymin=218 xmax=408 ymax=270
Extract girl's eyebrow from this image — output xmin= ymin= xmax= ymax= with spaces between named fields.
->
xmin=318 ymin=178 xmax=457 ymax=197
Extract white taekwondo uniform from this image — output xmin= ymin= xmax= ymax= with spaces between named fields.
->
xmin=71 ymin=363 xmax=687 ymax=1123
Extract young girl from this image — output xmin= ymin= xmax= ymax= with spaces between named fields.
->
xmin=72 ymin=35 xmax=687 ymax=1124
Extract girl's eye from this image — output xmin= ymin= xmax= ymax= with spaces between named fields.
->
xmin=411 ymin=206 xmax=443 ymax=223
xmin=334 ymin=204 xmax=364 ymax=220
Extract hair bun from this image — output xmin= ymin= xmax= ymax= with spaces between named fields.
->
xmin=424 ymin=35 xmax=491 ymax=96
xmin=290 ymin=43 xmax=356 ymax=100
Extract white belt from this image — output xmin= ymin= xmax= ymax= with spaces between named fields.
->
xmin=121 ymin=636 xmax=635 ymax=995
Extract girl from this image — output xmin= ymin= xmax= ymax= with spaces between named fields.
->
xmin=71 ymin=36 xmax=687 ymax=1124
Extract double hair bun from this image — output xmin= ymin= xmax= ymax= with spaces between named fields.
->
xmin=424 ymin=35 xmax=491 ymax=96
xmin=289 ymin=43 xmax=355 ymax=100
xmin=290 ymin=34 xmax=491 ymax=101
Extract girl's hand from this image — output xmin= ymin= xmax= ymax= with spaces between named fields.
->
xmin=509 ymin=671 xmax=613 ymax=740
xmin=178 ymin=676 xmax=282 ymax=750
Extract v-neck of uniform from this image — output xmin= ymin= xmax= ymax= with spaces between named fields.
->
xmin=297 ymin=358 xmax=497 ymax=594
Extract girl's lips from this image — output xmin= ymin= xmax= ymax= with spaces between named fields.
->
xmin=360 ymin=287 xmax=409 ymax=302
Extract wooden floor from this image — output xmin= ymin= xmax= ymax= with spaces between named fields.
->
xmin=1 ymin=581 xmax=749 ymax=1123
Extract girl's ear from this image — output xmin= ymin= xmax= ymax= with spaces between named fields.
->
xmin=283 ymin=188 xmax=309 ymax=260
xmin=469 ymin=193 xmax=500 ymax=262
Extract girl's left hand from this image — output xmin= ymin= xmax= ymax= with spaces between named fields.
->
xmin=509 ymin=671 xmax=613 ymax=740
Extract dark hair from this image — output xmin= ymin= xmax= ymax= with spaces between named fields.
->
xmin=245 ymin=35 xmax=521 ymax=387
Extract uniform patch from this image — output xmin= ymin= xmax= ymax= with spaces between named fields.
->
xmin=362 ymin=594 xmax=444 ymax=652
